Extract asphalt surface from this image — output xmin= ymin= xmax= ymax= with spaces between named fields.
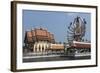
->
xmin=23 ymin=55 xmax=91 ymax=63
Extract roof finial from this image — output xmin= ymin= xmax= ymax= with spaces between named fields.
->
xmin=39 ymin=25 xmax=43 ymax=30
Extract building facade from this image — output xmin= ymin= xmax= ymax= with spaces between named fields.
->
xmin=23 ymin=27 xmax=64 ymax=54
xmin=23 ymin=27 xmax=91 ymax=57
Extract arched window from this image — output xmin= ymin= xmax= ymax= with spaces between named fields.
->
xmin=38 ymin=45 xmax=41 ymax=52
xmin=42 ymin=45 xmax=44 ymax=52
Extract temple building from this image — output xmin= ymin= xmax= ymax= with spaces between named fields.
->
xmin=24 ymin=27 xmax=55 ymax=43
xmin=23 ymin=16 xmax=91 ymax=57
xmin=24 ymin=27 xmax=64 ymax=54
xmin=66 ymin=41 xmax=91 ymax=57
xmin=23 ymin=27 xmax=91 ymax=57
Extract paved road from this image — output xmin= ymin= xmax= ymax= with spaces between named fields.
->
xmin=23 ymin=55 xmax=91 ymax=63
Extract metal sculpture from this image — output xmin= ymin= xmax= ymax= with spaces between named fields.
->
xmin=67 ymin=16 xmax=86 ymax=43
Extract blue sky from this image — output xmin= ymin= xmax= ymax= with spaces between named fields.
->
xmin=22 ymin=10 xmax=91 ymax=43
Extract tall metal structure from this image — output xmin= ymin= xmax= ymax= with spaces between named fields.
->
xmin=67 ymin=16 xmax=86 ymax=43
xmin=66 ymin=16 xmax=91 ymax=57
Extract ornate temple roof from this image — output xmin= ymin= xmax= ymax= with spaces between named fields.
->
xmin=24 ymin=27 xmax=55 ymax=43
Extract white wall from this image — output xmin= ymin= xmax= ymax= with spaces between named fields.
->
xmin=0 ymin=0 xmax=99 ymax=73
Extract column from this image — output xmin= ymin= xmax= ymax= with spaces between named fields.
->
xmin=33 ymin=44 xmax=36 ymax=52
